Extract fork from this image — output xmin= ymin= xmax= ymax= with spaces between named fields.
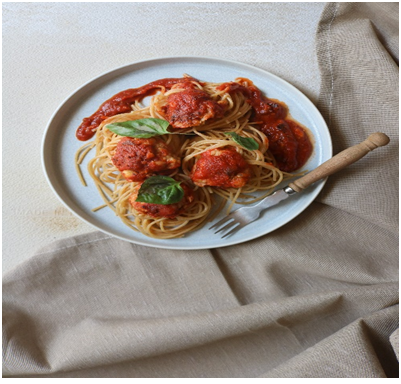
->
xmin=209 ymin=132 xmax=390 ymax=238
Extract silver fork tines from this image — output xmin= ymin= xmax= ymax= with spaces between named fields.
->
xmin=209 ymin=216 xmax=233 ymax=231
xmin=209 ymin=214 xmax=243 ymax=238
xmin=208 ymin=188 xmax=293 ymax=238
xmin=221 ymin=222 xmax=243 ymax=238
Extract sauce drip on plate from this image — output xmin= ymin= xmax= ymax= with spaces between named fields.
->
xmin=76 ymin=77 xmax=197 ymax=141
xmin=217 ymin=79 xmax=313 ymax=172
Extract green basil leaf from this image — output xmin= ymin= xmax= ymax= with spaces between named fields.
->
xmin=106 ymin=118 xmax=170 ymax=138
xmin=225 ymin=132 xmax=259 ymax=150
xmin=136 ymin=176 xmax=184 ymax=205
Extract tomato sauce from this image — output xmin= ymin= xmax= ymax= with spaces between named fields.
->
xmin=76 ymin=77 xmax=196 ymax=141
xmin=111 ymin=137 xmax=180 ymax=182
xmin=129 ymin=183 xmax=194 ymax=219
xmin=191 ymin=147 xmax=251 ymax=188
xmin=216 ymin=80 xmax=313 ymax=172
xmin=163 ymin=81 xmax=227 ymax=129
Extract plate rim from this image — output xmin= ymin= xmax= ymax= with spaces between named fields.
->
xmin=41 ymin=55 xmax=332 ymax=250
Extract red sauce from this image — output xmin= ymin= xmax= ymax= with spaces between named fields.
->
xmin=129 ymin=183 xmax=194 ymax=219
xmin=217 ymin=80 xmax=313 ymax=172
xmin=76 ymin=77 xmax=197 ymax=141
xmin=111 ymin=137 xmax=180 ymax=182
xmin=163 ymin=81 xmax=227 ymax=129
xmin=191 ymin=147 xmax=251 ymax=188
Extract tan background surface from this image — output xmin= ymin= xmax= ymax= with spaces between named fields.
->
xmin=3 ymin=2 xmax=324 ymax=274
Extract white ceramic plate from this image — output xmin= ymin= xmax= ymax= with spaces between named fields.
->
xmin=42 ymin=57 xmax=332 ymax=249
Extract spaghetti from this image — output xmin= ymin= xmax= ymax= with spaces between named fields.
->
xmin=75 ymin=75 xmax=312 ymax=238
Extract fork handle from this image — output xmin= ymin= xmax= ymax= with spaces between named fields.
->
xmin=288 ymin=132 xmax=390 ymax=193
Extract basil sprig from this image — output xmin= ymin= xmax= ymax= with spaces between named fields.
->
xmin=106 ymin=118 xmax=170 ymax=138
xmin=225 ymin=132 xmax=259 ymax=150
xmin=136 ymin=176 xmax=184 ymax=205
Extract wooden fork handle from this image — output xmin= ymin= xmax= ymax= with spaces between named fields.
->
xmin=288 ymin=132 xmax=390 ymax=193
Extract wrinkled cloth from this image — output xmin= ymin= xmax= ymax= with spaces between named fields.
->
xmin=2 ymin=2 xmax=399 ymax=378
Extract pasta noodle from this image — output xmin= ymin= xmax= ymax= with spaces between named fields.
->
xmin=75 ymin=76 xmax=308 ymax=239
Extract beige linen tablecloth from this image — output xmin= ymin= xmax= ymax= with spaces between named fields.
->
xmin=3 ymin=2 xmax=399 ymax=378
